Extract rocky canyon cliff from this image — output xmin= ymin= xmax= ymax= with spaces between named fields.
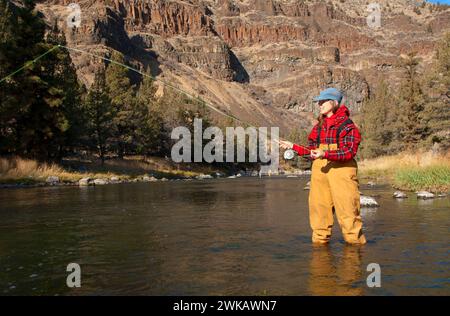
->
xmin=35 ymin=0 xmax=450 ymax=133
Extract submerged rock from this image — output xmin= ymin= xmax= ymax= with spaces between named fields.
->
xmin=197 ymin=174 xmax=213 ymax=180
xmin=46 ymin=176 xmax=59 ymax=185
xmin=142 ymin=175 xmax=152 ymax=182
xmin=110 ymin=176 xmax=120 ymax=182
xmin=360 ymin=196 xmax=379 ymax=207
xmin=417 ymin=191 xmax=435 ymax=199
xmin=393 ymin=191 xmax=407 ymax=199
xmin=93 ymin=179 xmax=107 ymax=185
xmin=78 ymin=178 xmax=91 ymax=186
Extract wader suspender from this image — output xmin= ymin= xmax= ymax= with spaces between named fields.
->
xmin=316 ymin=118 xmax=354 ymax=148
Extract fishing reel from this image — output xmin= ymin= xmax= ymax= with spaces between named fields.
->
xmin=283 ymin=149 xmax=296 ymax=160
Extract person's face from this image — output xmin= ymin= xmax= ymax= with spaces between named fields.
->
xmin=318 ymin=100 xmax=335 ymax=116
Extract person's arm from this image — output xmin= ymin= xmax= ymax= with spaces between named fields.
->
xmin=292 ymin=144 xmax=310 ymax=156
xmin=292 ymin=125 xmax=318 ymax=156
xmin=323 ymin=126 xmax=361 ymax=162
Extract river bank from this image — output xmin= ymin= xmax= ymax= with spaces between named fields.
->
xmin=1 ymin=152 xmax=449 ymax=194
xmin=358 ymin=151 xmax=450 ymax=193
xmin=0 ymin=156 xmax=229 ymax=188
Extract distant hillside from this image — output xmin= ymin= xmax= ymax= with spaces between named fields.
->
xmin=35 ymin=0 xmax=450 ymax=133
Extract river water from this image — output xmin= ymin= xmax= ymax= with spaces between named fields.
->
xmin=0 ymin=177 xmax=448 ymax=295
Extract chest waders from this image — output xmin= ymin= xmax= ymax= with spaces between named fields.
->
xmin=308 ymin=119 xmax=367 ymax=244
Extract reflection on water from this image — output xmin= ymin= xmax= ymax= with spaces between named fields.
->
xmin=0 ymin=178 xmax=448 ymax=295
xmin=308 ymin=245 xmax=363 ymax=296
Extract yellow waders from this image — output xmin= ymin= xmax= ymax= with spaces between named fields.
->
xmin=308 ymin=144 xmax=366 ymax=245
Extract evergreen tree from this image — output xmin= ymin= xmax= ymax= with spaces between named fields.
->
xmin=45 ymin=26 xmax=84 ymax=158
xmin=84 ymin=71 xmax=115 ymax=165
xmin=136 ymin=75 xmax=166 ymax=155
xmin=105 ymin=51 xmax=135 ymax=157
xmin=396 ymin=53 xmax=429 ymax=151
xmin=423 ymin=33 xmax=450 ymax=150
xmin=0 ymin=0 xmax=82 ymax=160
xmin=360 ymin=79 xmax=393 ymax=158
xmin=0 ymin=0 xmax=47 ymax=155
xmin=0 ymin=0 xmax=19 ymax=153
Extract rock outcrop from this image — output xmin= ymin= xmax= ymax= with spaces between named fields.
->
xmin=35 ymin=0 xmax=450 ymax=133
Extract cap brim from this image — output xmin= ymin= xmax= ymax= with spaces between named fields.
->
xmin=313 ymin=96 xmax=326 ymax=102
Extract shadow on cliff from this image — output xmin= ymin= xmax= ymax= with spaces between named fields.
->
xmin=101 ymin=7 xmax=163 ymax=82
xmin=230 ymin=50 xmax=249 ymax=83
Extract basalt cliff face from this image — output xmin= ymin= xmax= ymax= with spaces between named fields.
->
xmin=35 ymin=0 xmax=450 ymax=132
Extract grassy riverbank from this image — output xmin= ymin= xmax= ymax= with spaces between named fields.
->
xmin=358 ymin=151 xmax=450 ymax=193
xmin=1 ymin=151 xmax=449 ymax=193
xmin=0 ymin=156 xmax=227 ymax=186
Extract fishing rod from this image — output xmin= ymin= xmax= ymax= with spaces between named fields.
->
xmin=0 ymin=44 xmax=312 ymax=158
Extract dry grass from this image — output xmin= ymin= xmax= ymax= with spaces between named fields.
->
xmin=0 ymin=156 xmax=220 ymax=185
xmin=359 ymin=150 xmax=450 ymax=192
xmin=0 ymin=157 xmax=81 ymax=183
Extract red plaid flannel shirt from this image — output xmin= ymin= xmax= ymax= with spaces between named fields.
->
xmin=292 ymin=105 xmax=361 ymax=162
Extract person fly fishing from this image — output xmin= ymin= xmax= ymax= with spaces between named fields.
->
xmin=280 ymin=88 xmax=367 ymax=245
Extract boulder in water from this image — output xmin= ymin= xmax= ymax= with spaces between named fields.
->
xmin=93 ymin=179 xmax=107 ymax=185
xmin=360 ymin=195 xmax=379 ymax=207
xmin=46 ymin=176 xmax=59 ymax=185
xmin=197 ymin=174 xmax=213 ymax=180
xmin=393 ymin=191 xmax=407 ymax=199
xmin=417 ymin=191 xmax=434 ymax=199
xmin=78 ymin=177 xmax=91 ymax=186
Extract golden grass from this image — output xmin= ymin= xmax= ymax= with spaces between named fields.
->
xmin=0 ymin=157 xmax=80 ymax=183
xmin=0 ymin=156 xmax=218 ymax=184
xmin=359 ymin=150 xmax=450 ymax=192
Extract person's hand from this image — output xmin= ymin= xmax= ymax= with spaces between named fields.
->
xmin=279 ymin=140 xmax=294 ymax=150
xmin=310 ymin=148 xmax=325 ymax=159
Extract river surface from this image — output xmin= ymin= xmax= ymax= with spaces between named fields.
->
xmin=0 ymin=177 xmax=448 ymax=295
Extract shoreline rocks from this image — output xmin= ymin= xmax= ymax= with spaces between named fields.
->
xmin=78 ymin=177 xmax=91 ymax=186
xmin=360 ymin=196 xmax=379 ymax=207
xmin=46 ymin=176 xmax=59 ymax=185
xmin=196 ymin=174 xmax=213 ymax=180
xmin=93 ymin=179 xmax=107 ymax=185
xmin=393 ymin=191 xmax=408 ymax=199
xmin=416 ymin=191 xmax=435 ymax=199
